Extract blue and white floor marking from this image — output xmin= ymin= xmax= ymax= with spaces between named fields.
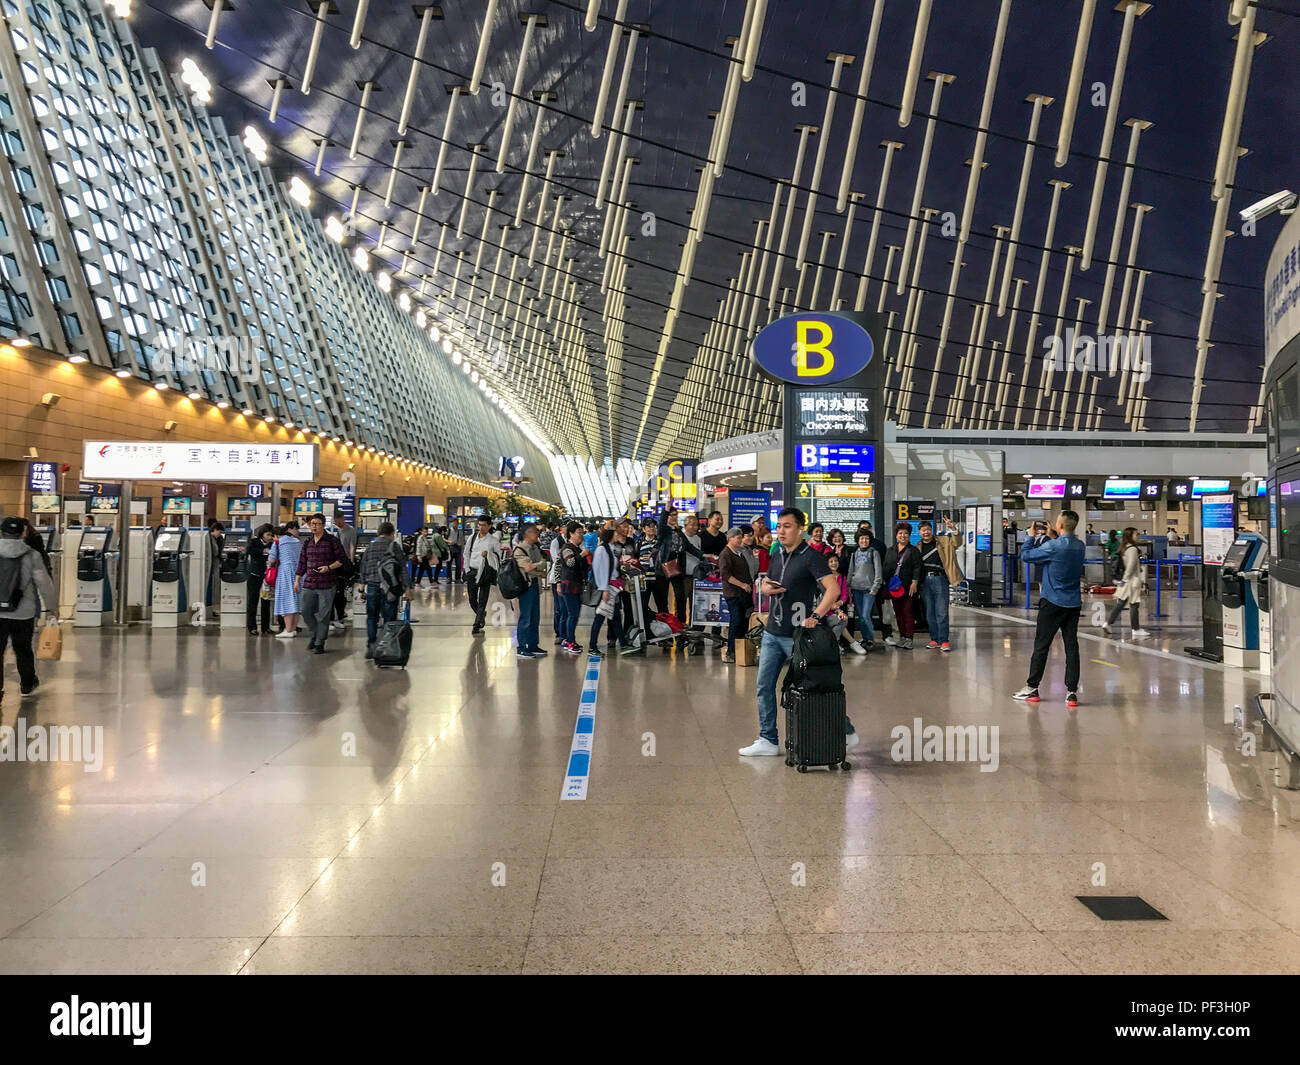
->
xmin=561 ymin=654 xmax=603 ymax=800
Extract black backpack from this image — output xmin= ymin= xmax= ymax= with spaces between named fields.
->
xmin=782 ymin=620 xmax=843 ymax=697
xmin=1111 ymin=549 xmax=1127 ymax=583
xmin=497 ymin=555 xmax=528 ymax=600
xmin=0 ymin=554 xmax=23 ymax=612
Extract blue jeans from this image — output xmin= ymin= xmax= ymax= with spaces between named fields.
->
xmin=516 ymin=580 xmax=540 ymax=652
xmin=561 ymin=592 xmax=581 ymax=643
xmin=922 ymin=574 xmax=950 ymax=643
xmin=756 ymin=630 xmax=854 ymax=746
xmin=851 ymin=589 xmax=876 ymax=644
xmin=365 ymin=583 xmax=398 ymax=643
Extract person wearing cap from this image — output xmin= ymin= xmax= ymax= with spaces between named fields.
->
xmin=718 ymin=526 xmax=753 ymax=663
xmin=0 ymin=515 xmax=58 ymax=697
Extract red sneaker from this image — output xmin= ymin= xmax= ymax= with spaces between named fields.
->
xmin=1066 ymin=691 xmax=1079 ymax=708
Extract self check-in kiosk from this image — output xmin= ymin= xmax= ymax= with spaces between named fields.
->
xmin=218 ymin=528 xmax=250 ymax=628
xmin=351 ymin=528 xmax=381 ymax=628
xmin=150 ymin=526 xmax=189 ymax=626
xmin=74 ymin=527 xmax=114 ymax=627
xmin=1221 ymin=533 xmax=1266 ymax=669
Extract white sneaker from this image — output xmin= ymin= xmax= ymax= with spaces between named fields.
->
xmin=845 ymin=731 xmax=860 ymax=752
xmin=1099 ymin=622 xmax=1111 ymax=634
xmin=738 ymin=737 xmax=782 ymax=757
xmin=1132 ymin=628 xmax=1151 ymax=639
xmin=849 ymin=640 xmax=867 ymax=656
xmin=885 ymin=635 xmax=900 ymax=647
xmin=275 ymin=630 xmax=297 ymax=639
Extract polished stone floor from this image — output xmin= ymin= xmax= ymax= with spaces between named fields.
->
xmin=0 ymin=582 xmax=1295 ymax=975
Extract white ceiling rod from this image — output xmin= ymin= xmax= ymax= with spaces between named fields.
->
xmin=268 ymin=77 xmax=287 ymax=123
xmin=998 ymin=93 xmax=1053 ymax=314
xmin=432 ymin=85 xmax=463 ymax=194
xmin=795 ymin=53 xmax=851 ymax=270
xmin=1069 ymin=296 xmax=1092 ymax=430
xmin=897 ymin=0 xmax=933 ymax=128
xmin=1094 ymin=118 xmax=1152 ymax=334
xmin=488 ymin=225 xmax=508 ymax=300
xmin=1212 ymin=4 xmax=1260 ymax=200
xmin=767 ymin=125 xmax=816 ymax=310
xmin=996 ymin=277 xmax=1028 ymax=413
xmin=1110 ymin=203 xmax=1153 ymax=373
xmin=1039 ymin=245 xmax=1080 ymax=400
xmin=595 ymin=35 xmax=640 ymax=209
xmin=473 ymin=189 xmax=497 ymax=274
xmin=742 ymin=0 xmax=769 ymax=81
xmin=384 ymin=139 xmax=407 ymax=207
xmin=538 ymin=195 xmax=565 ymax=295
xmin=205 ymin=0 xmax=226 ymax=50
xmin=607 ymin=107 xmax=639 ymax=243
xmin=876 ymin=245 xmax=899 ymax=313
xmin=398 ymin=6 xmax=440 ymax=137
xmin=528 ymin=150 xmax=560 ymax=265
xmin=835 ymin=0 xmax=886 ymax=213
xmin=513 ymin=92 xmax=550 ymax=227
xmin=590 ymin=0 xmax=629 ymax=138
xmin=348 ymin=80 xmax=377 ymax=160
xmin=468 ymin=0 xmax=500 ymax=96
xmin=456 ymin=144 xmax=487 ymax=238
xmin=312 ymin=138 xmax=330 ymax=175
xmin=712 ymin=13 xmax=755 ymax=179
xmin=432 ymin=222 xmax=447 ymax=279
xmin=746 ymin=185 xmax=784 ymax=336
xmin=350 ymin=0 xmax=369 ymax=47
xmin=1118 ymin=269 xmax=1148 ymax=412
xmin=1014 ymin=178 xmax=1070 ymax=429
xmin=808 ymin=232 xmax=836 ymax=308
xmin=895 ymin=73 xmax=953 ymax=294
xmin=829 ymin=192 xmax=863 ymax=309
xmin=497 ymin=14 xmax=543 ymax=173
xmin=1054 ymin=0 xmax=1096 ymax=166
xmin=924 ymin=248 xmax=965 ymax=427
xmin=410 ymin=185 xmax=431 ymax=243
xmin=585 ymin=0 xmax=602 ymax=31
xmin=853 ymin=140 xmax=902 ymax=312
xmin=300 ymin=1 xmax=332 ymax=97
xmin=1080 ymin=1 xmax=1150 ymax=270
xmin=958 ymin=0 xmax=1012 ymax=243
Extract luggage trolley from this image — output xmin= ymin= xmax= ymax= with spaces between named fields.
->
xmin=618 ymin=566 xmax=649 ymax=655
xmin=683 ymin=575 xmax=730 ymax=654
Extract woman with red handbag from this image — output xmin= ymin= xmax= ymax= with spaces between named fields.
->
xmin=246 ymin=523 xmax=277 ymax=635
xmin=881 ymin=522 xmax=923 ymax=649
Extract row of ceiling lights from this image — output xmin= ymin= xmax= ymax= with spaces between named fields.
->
xmin=4 ymin=336 xmax=549 ymax=505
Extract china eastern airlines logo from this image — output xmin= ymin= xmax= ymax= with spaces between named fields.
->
xmin=98 ymin=445 xmax=110 ymax=457
xmin=750 ymin=312 xmax=875 ymax=385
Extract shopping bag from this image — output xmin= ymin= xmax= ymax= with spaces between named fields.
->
xmin=36 ymin=617 xmax=62 ymax=661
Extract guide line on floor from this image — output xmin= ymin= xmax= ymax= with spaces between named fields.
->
xmin=560 ymin=655 xmax=603 ymax=800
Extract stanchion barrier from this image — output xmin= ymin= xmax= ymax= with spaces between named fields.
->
xmin=1152 ymin=558 xmax=1165 ymax=618
xmin=1176 ymin=553 xmax=1201 ymax=599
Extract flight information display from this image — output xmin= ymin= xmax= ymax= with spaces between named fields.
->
xmin=795 ymin=443 xmax=875 ymax=483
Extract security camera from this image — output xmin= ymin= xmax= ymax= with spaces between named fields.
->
xmin=1240 ymin=190 xmax=1297 ymax=224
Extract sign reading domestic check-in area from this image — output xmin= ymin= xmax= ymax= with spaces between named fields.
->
xmin=750 ymin=311 xmax=885 ymax=534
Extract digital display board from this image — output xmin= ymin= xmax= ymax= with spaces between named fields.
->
xmin=294 ymin=498 xmax=324 ymax=516
xmin=227 ymin=498 xmax=256 ymax=515
xmin=792 ymin=390 xmax=872 ymax=438
xmin=1168 ymin=478 xmax=1193 ymax=501
xmin=1065 ymin=479 xmax=1089 ymax=499
xmin=162 ymin=497 xmax=191 ymax=514
xmin=1140 ymin=479 xmax=1164 ymax=500
xmin=1103 ymin=478 xmax=1142 ymax=500
xmin=358 ymin=498 xmax=388 ymax=515
xmin=795 ymin=442 xmax=875 ymax=483
xmin=1192 ymin=478 xmax=1232 ymax=498
xmin=1027 ymin=478 xmax=1067 ymax=499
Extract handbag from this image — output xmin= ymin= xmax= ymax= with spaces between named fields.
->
xmin=36 ymin=616 xmax=62 ymax=661
xmin=887 ymin=556 xmax=906 ymax=598
xmin=661 ymin=558 xmax=683 ymax=579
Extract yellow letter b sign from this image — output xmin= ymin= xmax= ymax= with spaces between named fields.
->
xmin=795 ymin=320 xmax=834 ymax=377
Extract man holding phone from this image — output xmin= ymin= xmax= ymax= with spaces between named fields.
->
xmin=740 ymin=507 xmax=858 ymax=758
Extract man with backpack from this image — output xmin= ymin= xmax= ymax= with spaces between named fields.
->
xmin=740 ymin=507 xmax=858 ymax=758
xmin=510 ymin=523 xmax=548 ymax=659
xmin=359 ymin=522 xmax=412 ymax=659
xmin=0 ymin=515 xmax=59 ymax=697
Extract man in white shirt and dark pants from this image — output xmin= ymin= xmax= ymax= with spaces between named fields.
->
xmin=464 ymin=516 xmax=501 ymax=635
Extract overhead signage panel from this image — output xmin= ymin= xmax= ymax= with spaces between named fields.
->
xmin=795 ymin=442 xmax=875 ymax=484
xmin=792 ymin=389 xmax=871 ymax=438
xmin=751 ymin=312 xmax=875 ymax=385
xmin=83 ymin=441 xmax=319 ymax=482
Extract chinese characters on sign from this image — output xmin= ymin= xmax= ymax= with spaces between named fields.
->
xmin=27 ymin=462 xmax=58 ymax=493
xmin=793 ymin=390 xmax=872 ymax=438
xmin=83 ymin=442 xmax=319 ymax=482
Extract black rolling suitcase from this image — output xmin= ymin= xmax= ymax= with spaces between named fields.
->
xmin=784 ymin=687 xmax=850 ymax=771
xmin=782 ymin=621 xmax=851 ymax=772
xmin=374 ymin=602 xmax=413 ymax=668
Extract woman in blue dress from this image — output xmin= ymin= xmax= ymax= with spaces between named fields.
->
xmin=270 ymin=520 xmax=303 ymax=638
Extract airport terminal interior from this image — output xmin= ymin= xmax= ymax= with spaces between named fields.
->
xmin=0 ymin=0 xmax=1298 ymax=981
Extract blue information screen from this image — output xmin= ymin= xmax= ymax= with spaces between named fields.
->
xmin=728 ymin=490 xmax=771 ymax=527
xmin=795 ymin=443 xmax=875 ymax=475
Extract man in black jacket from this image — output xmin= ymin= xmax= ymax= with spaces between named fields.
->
xmin=881 ymin=522 xmax=923 ymax=649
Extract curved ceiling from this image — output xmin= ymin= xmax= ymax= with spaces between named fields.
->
xmin=127 ymin=0 xmax=1298 ymax=462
